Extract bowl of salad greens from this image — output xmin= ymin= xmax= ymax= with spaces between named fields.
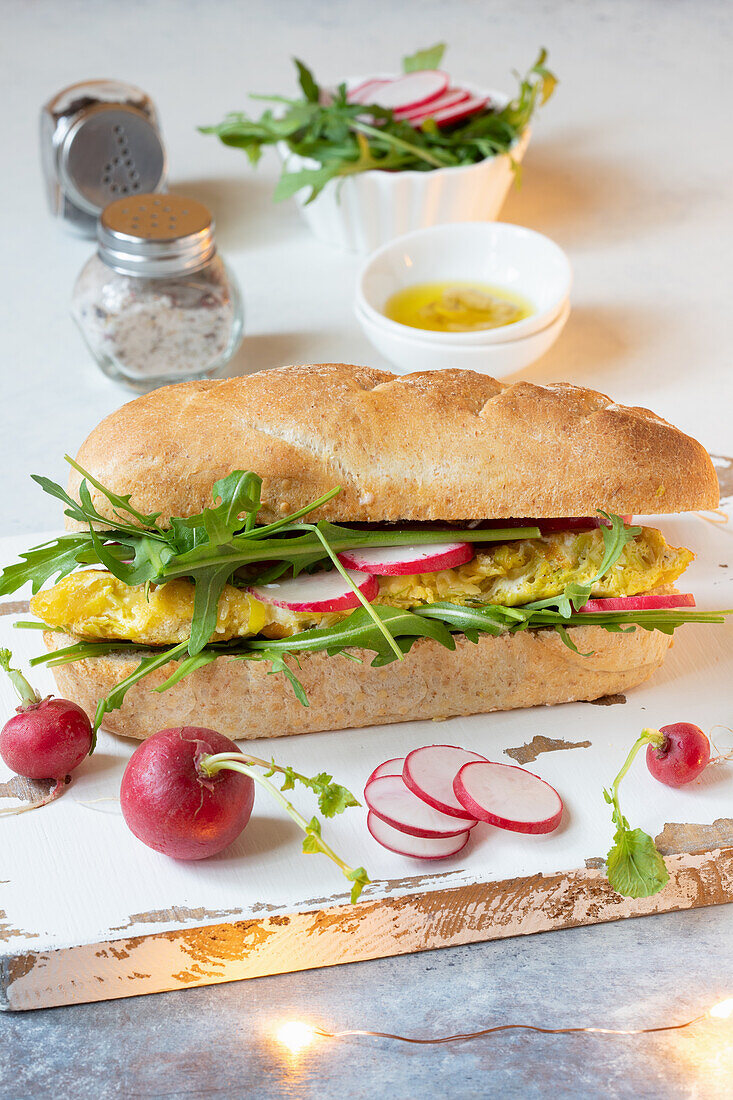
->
xmin=201 ymin=45 xmax=557 ymax=253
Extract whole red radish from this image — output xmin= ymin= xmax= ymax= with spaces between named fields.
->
xmin=120 ymin=727 xmax=255 ymax=860
xmin=0 ymin=648 xmax=92 ymax=779
xmin=645 ymin=723 xmax=710 ymax=788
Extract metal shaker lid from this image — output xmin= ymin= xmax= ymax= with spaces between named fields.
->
xmin=58 ymin=103 xmax=166 ymax=217
xmin=98 ymin=194 xmax=216 ymax=276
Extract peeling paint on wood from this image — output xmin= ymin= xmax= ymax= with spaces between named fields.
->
xmin=505 ymin=735 xmax=592 ymax=765
xmin=4 ymin=846 xmax=733 ymax=1011
xmin=655 ymin=818 xmax=733 ymax=856
xmin=0 ymin=601 xmax=29 ymax=617
xmin=588 ymin=692 xmax=627 ymax=706
xmin=110 ymin=906 xmax=248 ymax=931
xmin=0 ymin=911 xmax=37 ymax=944
xmin=712 ymin=454 xmax=733 ymax=501
xmin=0 ymin=776 xmax=54 ymax=804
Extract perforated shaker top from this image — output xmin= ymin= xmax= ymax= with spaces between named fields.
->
xmin=97 ymin=194 xmax=216 ymax=276
xmin=59 ymin=104 xmax=166 ymax=217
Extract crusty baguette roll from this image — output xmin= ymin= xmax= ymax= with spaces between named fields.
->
xmin=45 ymin=626 xmax=673 ymax=742
xmin=66 ymin=364 xmax=719 ymax=528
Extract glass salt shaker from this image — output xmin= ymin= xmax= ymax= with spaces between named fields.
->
xmin=71 ymin=193 xmax=244 ymax=391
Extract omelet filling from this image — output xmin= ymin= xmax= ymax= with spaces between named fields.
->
xmin=31 ymin=527 xmax=692 ymax=646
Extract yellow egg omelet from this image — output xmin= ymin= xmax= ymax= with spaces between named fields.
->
xmin=31 ymin=527 xmax=693 ymax=646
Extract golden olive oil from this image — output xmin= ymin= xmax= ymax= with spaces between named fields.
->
xmin=384 ymin=281 xmax=533 ymax=333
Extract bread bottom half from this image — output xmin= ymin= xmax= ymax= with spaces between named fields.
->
xmin=44 ymin=625 xmax=673 ymax=742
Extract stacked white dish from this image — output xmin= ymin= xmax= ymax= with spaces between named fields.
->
xmin=355 ymin=222 xmax=572 ymax=377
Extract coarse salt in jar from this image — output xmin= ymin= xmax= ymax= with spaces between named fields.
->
xmin=71 ymin=193 xmax=243 ymax=390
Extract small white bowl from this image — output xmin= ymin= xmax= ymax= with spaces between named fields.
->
xmin=356 ymin=299 xmax=570 ymax=376
xmin=357 ymin=221 xmax=572 ymax=344
xmin=279 ymin=80 xmax=529 ymax=253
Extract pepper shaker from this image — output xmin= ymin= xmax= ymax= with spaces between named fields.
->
xmin=40 ymin=79 xmax=167 ymax=236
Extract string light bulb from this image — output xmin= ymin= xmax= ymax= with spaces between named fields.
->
xmin=273 ymin=996 xmax=733 ymax=1053
xmin=709 ymin=998 xmax=733 ymax=1020
xmin=275 ymin=1021 xmax=318 ymax=1054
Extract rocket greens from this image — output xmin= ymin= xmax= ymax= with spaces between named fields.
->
xmin=199 ymin=46 xmax=557 ymax=204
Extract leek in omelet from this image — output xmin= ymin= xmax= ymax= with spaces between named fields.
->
xmin=31 ymin=527 xmax=693 ymax=645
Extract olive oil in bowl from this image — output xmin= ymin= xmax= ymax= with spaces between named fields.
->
xmin=384 ymin=281 xmax=533 ymax=334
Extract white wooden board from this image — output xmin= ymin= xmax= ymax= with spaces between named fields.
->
xmin=1 ymin=499 xmax=733 ymax=1010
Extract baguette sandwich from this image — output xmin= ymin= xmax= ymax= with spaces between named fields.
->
xmin=2 ymin=363 xmax=725 ymax=742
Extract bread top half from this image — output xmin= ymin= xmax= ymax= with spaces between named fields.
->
xmin=67 ymin=363 xmax=719 ymax=527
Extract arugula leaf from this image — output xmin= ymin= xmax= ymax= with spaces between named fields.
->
xmin=64 ymin=456 xmax=165 ymax=533
xmin=237 ymin=650 xmax=310 ymax=707
xmin=189 ymin=564 xmax=235 ymax=655
xmin=403 ymin=44 xmax=446 ymax=73
xmin=92 ymin=642 xmax=190 ymax=736
xmin=524 ymin=513 xmax=642 ymax=615
xmin=153 ymin=649 xmax=220 ymax=692
xmin=295 ymin=58 xmax=320 ymax=103
xmin=246 ymin=604 xmax=456 ymax=663
xmin=594 ymin=512 xmax=642 ymax=584
xmin=0 ymin=534 xmax=96 ymax=597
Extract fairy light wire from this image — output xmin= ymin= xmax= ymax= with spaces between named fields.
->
xmin=275 ymin=998 xmax=733 ymax=1052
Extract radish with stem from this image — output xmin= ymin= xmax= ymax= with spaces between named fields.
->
xmin=0 ymin=647 xmax=92 ymax=783
xmin=603 ymin=724 xmax=711 ymax=899
xmin=120 ymin=728 xmax=370 ymax=902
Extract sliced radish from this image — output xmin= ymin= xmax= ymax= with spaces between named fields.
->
xmin=347 ymin=78 xmax=390 ymax=104
xmin=366 ymin=71 xmax=449 ymax=111
xmin=364 ymin=774 xmax=474 ymax=838
xmin=403 ymin=745 xmax=488 ymax=820
xmin=580 ymin=593 xmax=696 ymax=614
xmin=367 ymin=757 xmax=405 ymax=783
xmin=454 ymin=761 xmax=563 ymax=835
xmin=367 ymin=812 xmax=470 ymax=860
xmin=248 ymin=570 xmax=377 ymax=613
xmin=419 ymin=94 xmax=489 ymax=128
xmin=394 ymin=87 xmax=471 ymax=121
xmin=338 ymin=542 xmax=473 ymax=576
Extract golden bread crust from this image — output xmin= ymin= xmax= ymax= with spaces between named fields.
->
xmin=45 ymin=627 xmax=673 ymax=742
xmin=66 ymin=364 xmax=719 ymax=527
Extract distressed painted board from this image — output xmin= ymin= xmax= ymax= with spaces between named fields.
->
xmin=1 ymin=491 xmax=733 ymax=1011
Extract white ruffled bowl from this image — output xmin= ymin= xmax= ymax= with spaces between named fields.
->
xmin=278 ymin=80 xmax=528 ymax=253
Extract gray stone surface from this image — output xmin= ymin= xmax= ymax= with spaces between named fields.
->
xmin=2 ymin=906 xmax=733 ymax=1098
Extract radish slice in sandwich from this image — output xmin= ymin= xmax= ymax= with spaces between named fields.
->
xmin=367 ymin=757 xmax=405 ymax=783
xmin=364 ymin=774 xmax=475 ymax=838
xmin=580 ymin=593 xmax=695 ymax=613
xmin=403 ymin=744 xmax=488 ymax=819
xmin=367 ymin=812 xmax=471 ymax=860
xmin=339 ymin=542 xmax=473 ymax=576
xmin=249 ymin=570 xmax=377 ymax=613
xmin=453 ymin=761 xmax=563 ymax=835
